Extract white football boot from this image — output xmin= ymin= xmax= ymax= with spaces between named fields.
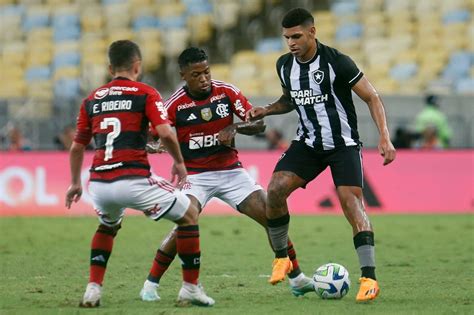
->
xmin=176 ymin=282 xmax=215 ymax=307
xmin=140 ymin=279 xmax=161 ymax=301
xmin=289 ymin=273 xmax=315 ymax=297
xmin=79 ymin=282 xmax=102 ymax=307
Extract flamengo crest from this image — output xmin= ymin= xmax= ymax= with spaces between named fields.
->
xmin=312 ymin=70 xmax=324 ymax=85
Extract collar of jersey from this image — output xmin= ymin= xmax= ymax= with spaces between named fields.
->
xmin=183 ymin=85 xmax=212 ymax=101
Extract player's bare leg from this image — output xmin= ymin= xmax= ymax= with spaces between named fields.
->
xmin=337 ymin=186 xmax=379 ymax=302
xmin=239 ymin=189 xmax=314 ymax=295
xmin=265 ymin=171 xmax=306 ymax=285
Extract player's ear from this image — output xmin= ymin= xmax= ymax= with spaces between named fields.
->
xmin=180 ymin=71 xmax=185 ymax=81
xmin=108 ymin=64 xmax=114 ymax=76
xmin=310 ymin=25 xmax=316 ymax=38
xmin=133 ymin=60 xmax=142 ymax=76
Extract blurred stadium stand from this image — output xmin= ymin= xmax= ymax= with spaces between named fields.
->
xmin=0 ymin=0 xmax=472 ymax=149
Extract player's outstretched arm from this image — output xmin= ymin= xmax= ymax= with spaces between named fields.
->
xmin=66 ymin=142 xmax=86 ymax=208
xmin=246 ymin=89 xmax=294 ymax=121
xmin=352 ymin=76 xmax=396 ymax=166
xmin=154 ymin=124 xmax=187 ymax=188
xmin=218 ymin=119 xmax=266 ymax=146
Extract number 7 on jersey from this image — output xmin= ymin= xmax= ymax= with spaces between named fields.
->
xmin=100 ymin=117 xmax=121 ymax=161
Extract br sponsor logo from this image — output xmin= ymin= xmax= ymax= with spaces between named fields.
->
xmin=189 ymin=133 xmax=219 ymax=150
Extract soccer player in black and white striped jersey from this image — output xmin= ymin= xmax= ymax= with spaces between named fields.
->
xmin=247 ymin=8 xmax=396 ymax=302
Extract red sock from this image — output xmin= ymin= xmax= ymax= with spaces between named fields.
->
xmin=89 ymin=225 xmax=117 ymax=285
xmin=176 ymin=225 xmax=200 ymax=285
xmin=288 ymin=240 xmax=300 ymax=271
xmin=147 ymin=249 xmax=176 ymax=283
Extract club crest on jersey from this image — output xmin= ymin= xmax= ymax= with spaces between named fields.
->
xmin=201 ymin=108 xmax=212 ymax=121
xmin=312 ymin=70 xmax=324 ymax=85
xmin=216 ymin=103 xmax=229 ymax=118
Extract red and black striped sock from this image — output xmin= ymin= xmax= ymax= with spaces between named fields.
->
xmin=147 ymin=249 xmax=176 ymax=283
xmin=287 ymin=240 xmax=302 ymax=278
xmin=89 ymin=225 xmax=119 ymax=285
xmin=176 ymin=225 xmax=200 ymax=285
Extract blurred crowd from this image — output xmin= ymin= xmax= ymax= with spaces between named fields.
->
xmin=392 ymin=94 xmax=452 ymax=150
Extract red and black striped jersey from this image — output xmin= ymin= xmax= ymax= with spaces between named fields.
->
xmin=165 ymin=79 xmax=253 ymax=174
xmin=74 ymin=77 xmax=170 ymax=182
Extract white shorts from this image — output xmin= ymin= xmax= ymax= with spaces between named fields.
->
xmin=182 ymin=168 xmax=262 ymax=211
xmin=88 ymin=176 xmax=190 ymax=227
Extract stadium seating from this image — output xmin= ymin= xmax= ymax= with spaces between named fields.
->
xmin=0 ymin=0 xmax=472 ymax=149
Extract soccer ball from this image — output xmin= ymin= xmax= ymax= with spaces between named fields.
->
xmin=313 ymin=263 xmax=350 ymax=299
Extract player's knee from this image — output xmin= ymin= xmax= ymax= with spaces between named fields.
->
xmin=268 ymin=180 xmax=289 ymax=201
xmin=97 ymin=223 xmax=121 ymax=237
xmin=339 ymin=190 xmax=363 ymax=212
xmin=176 ymin=204 xmax=199 ymax=226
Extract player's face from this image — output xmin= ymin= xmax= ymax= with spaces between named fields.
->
xmin=283 ymin=24 xmax=316 ymax=61
xmin=182 ymin=61 xmax=212 ymax=97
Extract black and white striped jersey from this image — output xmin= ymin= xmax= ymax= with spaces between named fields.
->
xmin=276 ymin=40 xmax=363 ymax=151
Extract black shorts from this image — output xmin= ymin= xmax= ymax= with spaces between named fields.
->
xmin=274 ymin=140 xmax=363 ymax=188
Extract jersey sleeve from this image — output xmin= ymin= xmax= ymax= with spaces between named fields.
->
xmin=228 ymin=86 xmax=253 ymax=121
xmin=335 ymin=54 xmax=363 ymax=87
xmin=163 ymin=97 xmax=177 ymax=126
xmin=145 ymin=89 xmax=172 ymax=127
xmin=276 ymin=55 xmax=288 ymax=89
xmin=73 ymin=100 xmax=93 ymax=145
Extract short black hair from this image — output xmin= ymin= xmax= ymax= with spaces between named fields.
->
xmin=281 ymin=8 xmax=314 ymax=28
xmin=178 ymin=47 xmax=208 ymax=70
xmin=108 ymin=40 xmax=142 ymax=71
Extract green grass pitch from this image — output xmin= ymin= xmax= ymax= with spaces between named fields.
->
xmin=0 ymin=214 xmax=473 ymax=314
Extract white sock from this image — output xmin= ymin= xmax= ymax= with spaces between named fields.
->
xmin=144 ymin=279 xmax=158 ymax=288
xmin=289 ymin=272 xmax=306 ymax=287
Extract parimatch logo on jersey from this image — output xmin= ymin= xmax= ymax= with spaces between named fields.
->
xmin=290 ymin=89 xmax=329 ymax=106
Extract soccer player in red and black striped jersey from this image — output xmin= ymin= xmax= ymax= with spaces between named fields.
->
xmin=140 ymin=47 xmax=315 ymax=301
xmin=65 ymin=40 xmax=214 ymax=307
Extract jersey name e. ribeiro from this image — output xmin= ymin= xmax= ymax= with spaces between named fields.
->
xmin=74 ymin=77 xmax=170 ymax=182
xmin=277 ymin=40 xmax=363 ymax=151
xmin=165 ymin=80 xmax=252 ymax=174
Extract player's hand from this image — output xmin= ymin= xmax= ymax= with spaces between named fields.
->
xmin=378 ymin=136 xmax=396 ymax=165
xmin=246 ymin=107 xmax=267 ymax=121
xmin=65 ymin=184 xmax=82 ymax=209
xmin=218 ymin=125 xmax=237 ymax=146
xmin=146 ymin=141 xmax=167 ymax=154
xmin=171 ymin=162 xmax=187 ymax=189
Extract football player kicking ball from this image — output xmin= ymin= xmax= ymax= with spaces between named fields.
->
xmin=66 ymin=40 xmax=213 ymax=307
xmin=247 ymin=8 xmax=396 ymax=302
xmin=140 ymin=47 xmax=314 ymax=301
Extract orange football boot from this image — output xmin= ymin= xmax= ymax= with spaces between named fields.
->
xmin=356 ymin=277 xmax=380 ymax=302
